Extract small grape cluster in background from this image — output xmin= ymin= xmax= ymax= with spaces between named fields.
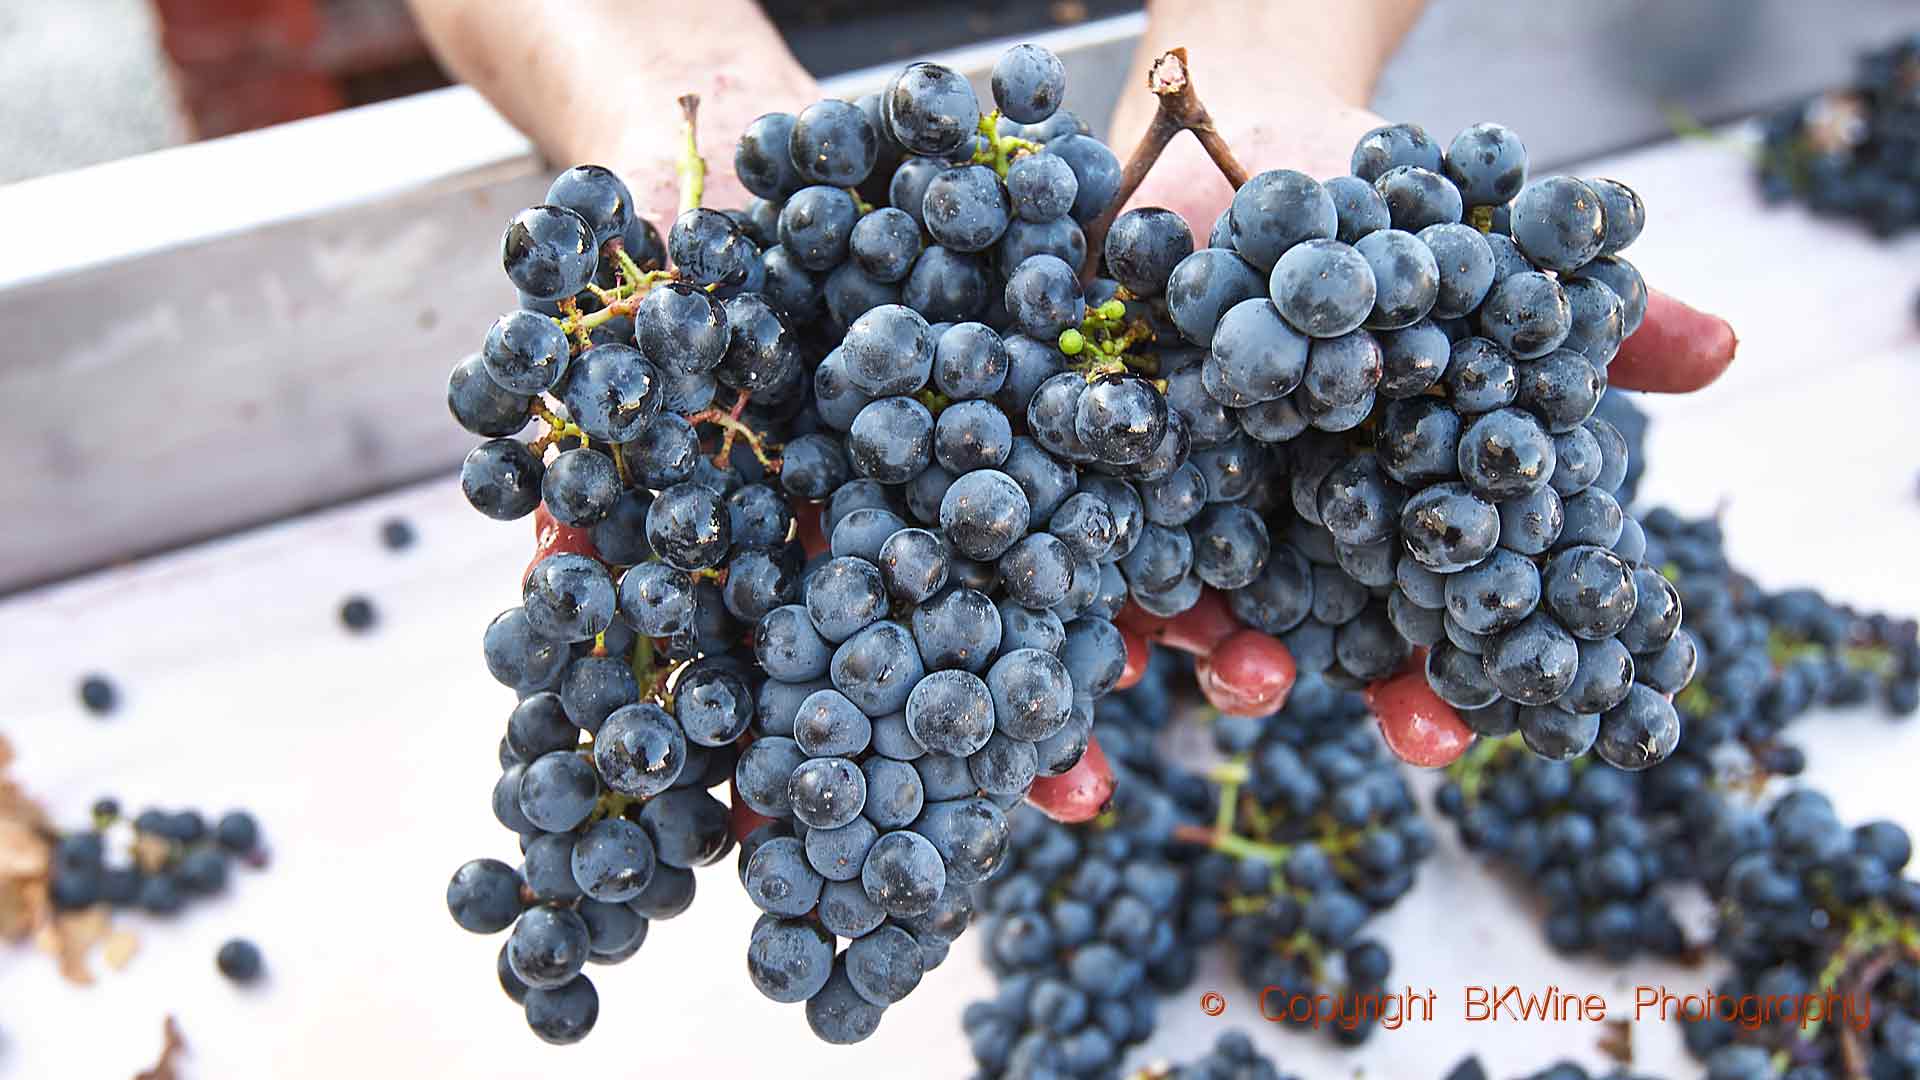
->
xmin=1430 ymin=393 xmax=1920 ymax=1079
xmin=1752 ymin=32 xmax=1920 ymax=325
xmin=1756 ymin=33 xmax=1920 ymax=238
xmin=963 ymin=658 xmax=1432 ymax=1077
xmin=39 ymin=799 xmax=269 ymax=984
xmin=50 ymin=801 xmax=264 ymax=917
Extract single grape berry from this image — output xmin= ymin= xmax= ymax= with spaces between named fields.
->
xmin=789 ymin=100 xmax=881 ymax=187
xmin=461 ymin=439 xmax=544 ymax=521
xmin=1443 ymin=122 xmax=1528 ymax=206
xmin=991 ymin=44 xmax=1067 ymax=124
xmin=380 ymin=517 xmax=416 ymax=551
xmin=217 ymin=938 xmax=265 ymax=983
xmin=1508 ymin=177 xmax=1606 ymax=272
xmin=502 ymin=205 xmax=597 ymax=301
xmin=1271 ymin=239 xmax=1376 ymax=338
xmin=79 ymin=675 xmax=119 ymax=715
xmin=339 ymin=595 xmax=377 ymax=634
xmin=885 ymin=62 xmax=980 ymax=157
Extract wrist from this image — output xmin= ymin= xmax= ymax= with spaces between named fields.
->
xmin=1140 ymin=0 xmax=1414 ymax=109
xmin=582 ymin=90 xmax=775 ymax=228
xmin=560 ymin=67 xmax=819 ymax=230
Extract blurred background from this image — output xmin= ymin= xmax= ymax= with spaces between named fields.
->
xmin=4 ymin=0 xmax=1918 ymax=183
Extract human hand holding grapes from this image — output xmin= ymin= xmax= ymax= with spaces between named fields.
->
xmin=1052 ymin=0 xmax=1739 ymax=777
xmin=1109 ymin=12 xmax=1737 ymax=397
xmin=411 ymin=0 xmax=822 ymax=224
xmin=437 ymin=0 xmax=1722 ymax=851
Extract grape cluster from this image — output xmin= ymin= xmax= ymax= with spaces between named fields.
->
xmin=963 ymin=792 xmax=1200 ymax=1077
xmin=1436 ymin=740 xmax=1690 ymax=962
xmin=1755 ymin=32 xmax=1920 ymax=238
xmin=1683 ymin=791 xmax=1920 ymax=1080
xmin=1167 ymin=121 xmax=1687 ymax=769
xmin=48 ymin=801 xmax=264 ymax=916
xmin=1639 ymin=507 xmax=1920 ymax=744
xmin=1435 ymin=398 xmax=1919 ymax=966
xmin=1433 ymin=390 xmax=1920 ymax=1074
xmin=1435 ymin=535 xmax=1919 ymax=968
xmin=724 ymin=49 xmax=1183 ymax=1043
xmin=1445 ymin=1058 xmax=1661 ymax=1080
xmin=959 ymin=662 xmax=1430 ymax=1074
xmin=1181 ymin=677 xmax=1433 ymax=1046
xmin=963 ymin=660 xmax=1207 ymax=1078
xmin=1136 ymin=1031 xmax=1297 ymax=1080
xmin=450 ymin=162 xmax=814 ymax=1043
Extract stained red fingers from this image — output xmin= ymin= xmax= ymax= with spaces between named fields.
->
xmin=1366 ymin=661 xmax=1475 ymax=768
xmin=1608 ymin=288 xmax=1737 ymax=394
xmin=1025 ymin=734 xmax=1117 ymax=823
xmin=1194 ymin=629 xmax=1298 ymax=718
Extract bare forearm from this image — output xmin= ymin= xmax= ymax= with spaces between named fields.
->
xmin=409 ymin=0 xmax=819 ymax=222
xmin=1113 ymin=0 xmax=1424 ymax=160
xmin=1108 ymin=0 xmax=1425 ymax=228
xmin=1141 ymin=0 xmax=1424 ymax=111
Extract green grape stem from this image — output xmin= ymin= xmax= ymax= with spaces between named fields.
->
xmin=970 ymin=110 xmax=1044 ymax=177
xmin=686 ymin=391 xmax=783 ymax=473
xmin=1174 ymin=823 xmax=1296 ymax=865
xmin=529 ymin=398 xmax=590 ymax=455
xmin=1061 ymin=300 xmax=1158 ymax=379
xmin=1444 ymin=730 xmax=1521 ymax=804
xmin=627 ymin=633 xmax=686 ymax=709
xmin=1210 ymin=756 xmax=1248 ymax=835
xmin=914 ymin=387 xmax=953 ymax=415
xmin=677 ymin=93 xmax=706 ymax=214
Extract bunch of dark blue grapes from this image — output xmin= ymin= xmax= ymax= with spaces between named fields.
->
xmin=448 ymin=154 xmax=814 ymax=1044
xmin=955 ymin=664 xmax=1429 ymax=1073
xmin=962 ymin=680 xmax=1208 ymax=1078
xmin=751 ymin=46 xmax=1289 ymax=630
xmin=1637 ymin=506 xmax=1919 ymax=761
xmin=1583 ymin=392 xmax=1916 ymax=770
xmin=1677 ymin=790 xmax=1920 ymax=1080
xmin=1445 ymin=1058 xmax=1661 ymax=1080
xmin=1164 ymin=120 xmax=1690 ymax=771
xmin=1755 ymin=32 xmax=1920 ymax=238
xmin=725 ymin=46 xmax=1186 ymax=1044
xmin=449 ymin=634 xmax=747 ymax=1043
xmin=1434 ymin=742 xmax=1690 ymax=962
xmin=48 ymin=800 xmax=264 ymax=915
xmin=1431 ymin=491 xmax=1920 ymax=966
xmin=1135 ymin=1031 xmax=1298 ymax=1080
xmin=1181 ymin=677 xmax=1434 ymax=1046
xmin=444 ymin=41 xmax=1182 ymax=1047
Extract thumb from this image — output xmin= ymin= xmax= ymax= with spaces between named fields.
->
xmin=1025 ymin=733 xmax=1117 ymax=823
xmin=1119 ymin=588 xmax=1298 ymax=717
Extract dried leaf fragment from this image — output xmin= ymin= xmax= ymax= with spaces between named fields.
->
xmin=134 ymin=1016 xmax=187 ymax=1080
